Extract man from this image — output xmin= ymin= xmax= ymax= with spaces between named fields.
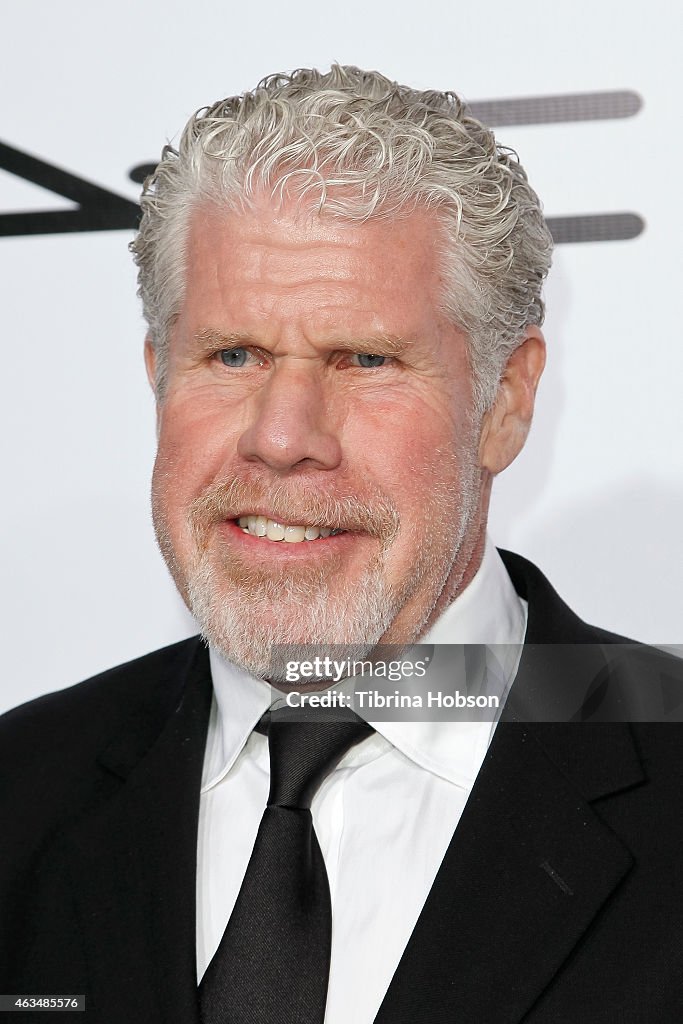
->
xmin=1 ymin=65 xmax=682 ymax=1022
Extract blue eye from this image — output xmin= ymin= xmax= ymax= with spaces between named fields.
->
xmin=219 ymin=348 xmax=249 ymax=367
xmin=355 ymin=354 xmax=386 ymax=368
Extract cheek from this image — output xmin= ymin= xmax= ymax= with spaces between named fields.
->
xmin=155 ymin=397 xmax=243 ymax=498
xmin=347 ymin=424 xmax=464 ymax=582
xmin=349 ymin=392 xmax=473 ymax=497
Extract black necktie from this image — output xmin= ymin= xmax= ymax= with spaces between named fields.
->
xmin=199 ymin=706 xmax=374 ymax=1024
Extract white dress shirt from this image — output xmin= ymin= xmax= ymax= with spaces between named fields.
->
xmin=196 ymin=538 xmax=527 ymax=1023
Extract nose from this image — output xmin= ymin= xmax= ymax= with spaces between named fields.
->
xmin=236 ymin=363 xmax=343 ymax=473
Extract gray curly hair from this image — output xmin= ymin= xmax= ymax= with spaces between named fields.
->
xmin=130 ymin=64 xmax=553 ymax=414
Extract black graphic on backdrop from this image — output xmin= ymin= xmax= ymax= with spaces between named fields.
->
xmin=0 ymin=90 xmax=643 ymax=243
xmin=0 ymin=141 xmax=139 ymax=236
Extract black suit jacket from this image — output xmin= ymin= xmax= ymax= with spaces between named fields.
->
xmin=2 ymin=551 xmax=683 ymax=1023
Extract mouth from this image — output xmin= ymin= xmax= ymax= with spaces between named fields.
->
xmin=234 ymin=515 xmax=347 ymax=544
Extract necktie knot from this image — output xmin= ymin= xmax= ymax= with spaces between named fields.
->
xmin=259 ymin=706 xmax=374 ymax=810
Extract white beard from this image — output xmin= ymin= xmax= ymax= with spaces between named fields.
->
xmin=186 ymin=545 xmax=402 ymax=683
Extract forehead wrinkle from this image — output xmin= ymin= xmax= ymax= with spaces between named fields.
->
xmin=236 ymin=241 xmax=362 ymax=287
xmin=183 ymin=203 xmax=447 ymax=352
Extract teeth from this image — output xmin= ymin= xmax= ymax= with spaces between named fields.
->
xmin=266 ymin=521 xmax=285 ymax=541
xmin=235 ymin=516 xmax=344 ymax=543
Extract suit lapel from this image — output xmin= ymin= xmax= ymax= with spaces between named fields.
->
xmin=376 ymin=552 xmax=646 ymax=1023
xmin=375 ymin=718 xmax=640 ymax=1023
xmin=59 ymin=639 xmax=212 ymax=1024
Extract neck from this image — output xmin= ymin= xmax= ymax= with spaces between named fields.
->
xmin=417 ymin=521 xmax=488 ymax=640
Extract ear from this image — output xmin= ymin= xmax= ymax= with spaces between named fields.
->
xmin=144 ymin=336 xmax=158 ymax=396
xmin=479 ymin=327 xmax=546 ymax=475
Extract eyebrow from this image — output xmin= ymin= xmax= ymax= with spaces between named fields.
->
xmin=344 ymin=333 xmax=409 ymax=356
xmin=191 ymin=328 xmax=410 ymax=356
xmin=192 ymin=328 xmax=258 ymax=354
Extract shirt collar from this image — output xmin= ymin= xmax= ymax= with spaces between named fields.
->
xmin=201 ymin=655 xmax=272 ymax=791
xmin=365 ymin=537 xmax=527 ymax=787
xmin=202 ymin=536 xmax=527 ymax=792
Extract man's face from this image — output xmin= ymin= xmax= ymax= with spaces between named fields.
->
xmin=148 ymin=197 xmax=491 ymax=678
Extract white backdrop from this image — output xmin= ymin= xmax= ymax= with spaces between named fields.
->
xmin=1 ymin=0 xmax=681 ymax=714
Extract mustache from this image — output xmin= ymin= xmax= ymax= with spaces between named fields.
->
xmin=189 ymin=477 xmax=400 ymax=543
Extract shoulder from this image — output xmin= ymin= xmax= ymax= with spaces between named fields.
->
xmin=0 ymin=636 xmax=204 ymax=779
xmin=0 ymin=636 xmax=207 ymax=973
xmin=499 ymin=547 xmax=683 ymax=722
xmin=0 ymin=636 xmax=207 ymax=906
xmin=499 ymin=547 xmax=634 ymax=644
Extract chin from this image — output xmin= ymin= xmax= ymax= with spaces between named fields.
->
xmin=186 ymin=558 xmax=402 ymax=681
